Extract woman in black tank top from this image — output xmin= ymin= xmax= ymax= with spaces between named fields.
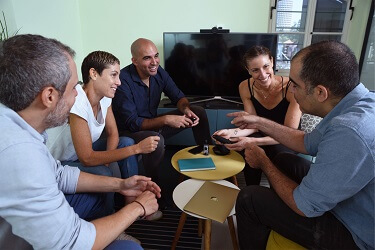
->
xmin=212 ymin=46 xmax=301 ymax=185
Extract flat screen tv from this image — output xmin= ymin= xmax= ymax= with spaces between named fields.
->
xmin=163 ymin=32 xmax=278 ymax=103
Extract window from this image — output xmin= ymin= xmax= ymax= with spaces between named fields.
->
xmin=269 ymin=0 xmax=352 ymax=71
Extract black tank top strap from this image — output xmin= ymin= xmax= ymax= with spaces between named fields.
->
xmin=280 ymin=76 xmax=286 ymax=98
xmin=248 ymin=78 xmax=254 ymax=97
xmin=284 ymin=76 xmax=291 ymax=99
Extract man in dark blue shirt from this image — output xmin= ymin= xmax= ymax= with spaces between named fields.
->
xmin=112 ymin=38 xmax=211 ymax=184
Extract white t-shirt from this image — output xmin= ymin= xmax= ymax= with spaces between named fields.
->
xmin=47 ymin=84 xmax=112 ymax=161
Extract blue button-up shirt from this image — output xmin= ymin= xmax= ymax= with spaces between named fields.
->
xmin=294 ymin=83 xmax=375 ymax=249
xmin=112 ymin=64 xmax=185 ymax=132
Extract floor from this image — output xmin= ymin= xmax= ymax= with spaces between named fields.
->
xmin=158 ymin=145 xmax=269 ymax=250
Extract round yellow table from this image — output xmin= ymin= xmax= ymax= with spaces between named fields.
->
xmin=171 ymin=146 xmax=244 ymax=250
xmin=171 ymin=145 xmax=245 ymax=182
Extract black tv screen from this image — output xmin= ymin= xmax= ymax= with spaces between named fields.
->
xmin=163 ymin=32 xmax=278 ymax=99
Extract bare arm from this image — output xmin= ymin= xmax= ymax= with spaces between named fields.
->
xmin=229 ymin=112 xmax=308 ymax=154
xmin=105 ymin=106 xmax=120 ymax=151
xmin=251 ymin=90 xmax=302 ymax=147
xmin=245 ymin=144 xmax=305 ymax=216
xmin=76 ymin=172 xmax=161 ymax=197
xmin=78 ymin=173 xmax=160 ymax=249
xmin=212 ymin=81 xmax=258 ymax=139
xmin=214 ymin=128 xmax=257 ymax=138
xmin=91 ymin=201 xmax=144 ymax=250
xmin=212 ymin=81 xmax=257 ymax=141
xmin=236 ymin=79 xmax=294 ymax=147
xmin=70 ymin=113 xmax=159 ymax=166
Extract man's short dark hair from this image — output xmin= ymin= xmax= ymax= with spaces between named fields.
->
xmin=0 ymin=34 xmax=75 ymax=111
xmin=292 ymin=40 xmax=359 ymax=97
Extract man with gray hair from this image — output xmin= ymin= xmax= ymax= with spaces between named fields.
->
xmin=0 ymin=34 xmax=161 ymax=249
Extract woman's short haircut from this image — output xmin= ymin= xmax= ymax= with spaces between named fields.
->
xmin=81 ymin=51 xmax=120 ymax=84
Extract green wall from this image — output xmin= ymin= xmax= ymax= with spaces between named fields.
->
xmin=1 ymin=0 xmax=84 ymax=72
xmin=1 ymin=0 xmax=372 ymax=81
xmin=78 ymin=0 xmax=270 ymax=69
xmin=346 ymin=0 xmax=373 ymax=58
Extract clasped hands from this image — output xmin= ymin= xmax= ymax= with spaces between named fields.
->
xmin=165 ymin=108 xmax=199 ymax=128
xmin=119 ymin=175 xmax=161 ymax=217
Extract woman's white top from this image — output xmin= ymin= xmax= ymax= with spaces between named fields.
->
xmin=46 ymin=84 xmax=111 ymax=161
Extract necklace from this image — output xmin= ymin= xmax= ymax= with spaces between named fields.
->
xmin=254 ymin=81 xmax=277 ymax=99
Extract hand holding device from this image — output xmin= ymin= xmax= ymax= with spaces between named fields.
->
xmin=212 ymin=135 xmax=234 ymax=144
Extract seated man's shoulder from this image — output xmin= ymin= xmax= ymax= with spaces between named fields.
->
xmin=156 ymin=65 xmax=169 ymax=78
xmin=0 ymin=125 xmax=41 ymax=151
xmin=120 ymin=63 xmax=132 ymax=73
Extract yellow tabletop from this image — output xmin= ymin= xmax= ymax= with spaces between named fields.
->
xmin=171 ymin=145 xmax=245 ymax=180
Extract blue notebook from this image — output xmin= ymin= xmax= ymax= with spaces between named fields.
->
xmin=178 ymin=157 xmax=216 ymax=172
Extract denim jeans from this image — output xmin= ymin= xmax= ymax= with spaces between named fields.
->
xmin=87 ymin=136 xmax=139 ymax=178
xmin=105 ymin=240 xmax=143 ymax=250
xmin=62 ymin=136 xmax=139 ymax=216
xmin=65 ymin=193 xmax=142 ymax=249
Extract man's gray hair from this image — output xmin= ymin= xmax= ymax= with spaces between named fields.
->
xmin=0 ymin=34 xmax=75 ymax=111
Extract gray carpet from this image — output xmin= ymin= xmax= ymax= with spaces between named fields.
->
xmin=125 ymin=145 xmax=269 ymax=249
xmin=126 ymin=208 xmax=202 ymax=250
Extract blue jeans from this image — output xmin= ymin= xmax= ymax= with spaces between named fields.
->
xmin=62 ymin=136 xmax=139 ymax=177
xmin=65 ymin=193 xmax=142 ymax=249
xmin=105 ymin=240 xmax=143 ymax=250
xmin=63 ymin=136 xmax=139 ymax=216
xmin=82 ymin=136 xmax=139 ymax=178
xmin=65 ymin=192 xmax=107 ymax=220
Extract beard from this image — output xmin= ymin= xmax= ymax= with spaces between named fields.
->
xmin=45 ymin=97 xmax=70 ymax=129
